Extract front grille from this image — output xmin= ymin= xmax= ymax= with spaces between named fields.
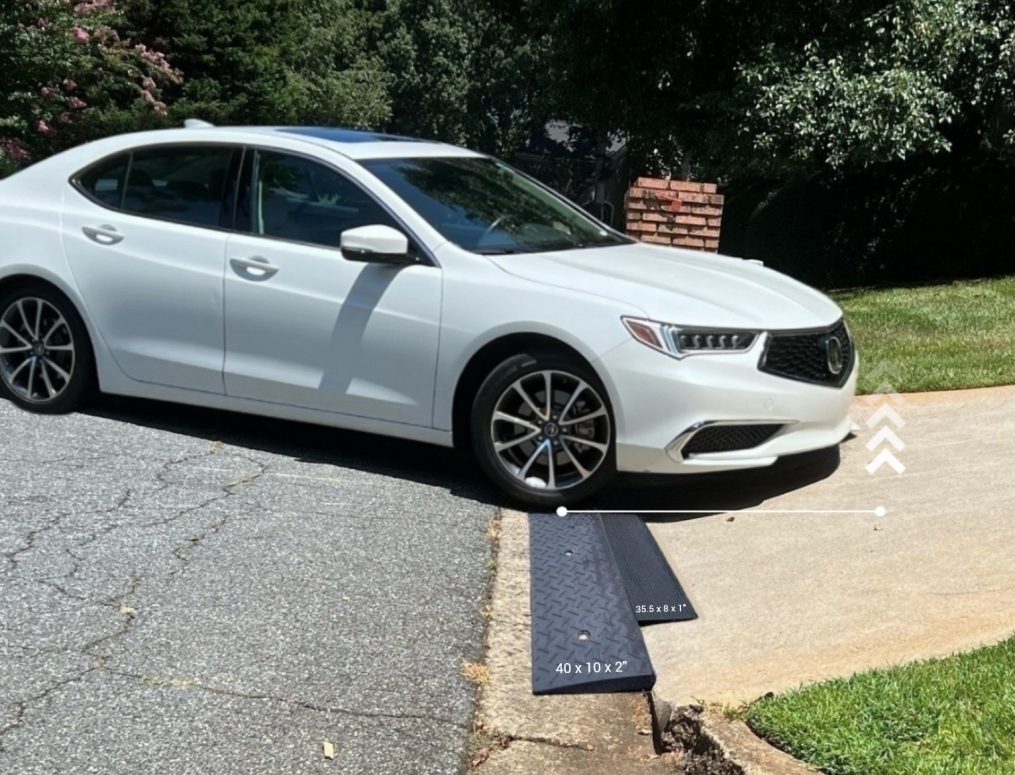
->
xmin=760 ymin=319 xmax=853 ymax=387
xmin=682 ymin=424 xmax=783 ymax=456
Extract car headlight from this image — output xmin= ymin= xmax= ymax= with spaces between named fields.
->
xmin=622 ymin=317 xmax=759 ymax=358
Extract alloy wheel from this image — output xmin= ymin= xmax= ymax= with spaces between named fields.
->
xmin=489 ymin=369 xmax=611 ymax=491
xmin=0 ymin=297 xmax=76 ymax=404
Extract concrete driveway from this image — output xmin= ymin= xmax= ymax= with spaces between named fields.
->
xmin=0 ymin=396 xmax=497 ymax=774
xmin=637 ymin=386 xmax=1015 ymax=707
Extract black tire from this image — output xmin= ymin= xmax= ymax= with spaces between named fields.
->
xmin=0 ymin=283 xmax=95 ymax=414
xmin=471 ymin=350 xmax=616 ymax=507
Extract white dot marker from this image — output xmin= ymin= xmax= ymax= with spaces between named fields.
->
xmin=556 ymin=506 xmax=568 ymax=517
xmin=874 ymin=506 xmax=886 ymax=517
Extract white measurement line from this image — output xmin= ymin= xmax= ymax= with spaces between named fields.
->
xmin=558 ymin=506 xmax=888 ymax=517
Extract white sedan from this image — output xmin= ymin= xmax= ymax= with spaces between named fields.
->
xmin=0 ymin=124 xmax=857 ymax=505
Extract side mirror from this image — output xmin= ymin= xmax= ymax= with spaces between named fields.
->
xmin=340 ymin=224 xmax=413 ymax=264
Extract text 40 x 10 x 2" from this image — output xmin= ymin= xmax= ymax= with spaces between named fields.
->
xmin=555 ymin=660 xmax=628 ymax=675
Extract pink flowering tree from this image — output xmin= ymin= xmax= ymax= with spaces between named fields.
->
xmin=0 ymin=0 xmax=181 ymax=175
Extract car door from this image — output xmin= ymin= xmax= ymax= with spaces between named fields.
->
xmin=61 ymin=144 xmax=240 ymax=393
xmin=222 ymin=148 xmax=441 ymax=426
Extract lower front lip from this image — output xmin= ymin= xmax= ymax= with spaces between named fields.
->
xmin=593 ymin=336 xmax=858 ymax=474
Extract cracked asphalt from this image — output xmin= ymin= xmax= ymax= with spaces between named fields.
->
xmin=0 ymin=394 xmax=498 ymax=774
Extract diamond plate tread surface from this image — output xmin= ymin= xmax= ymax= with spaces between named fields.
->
xmin=529 ymin=513 xmax=655 ymax=695
xmin=600 ymin=513 xmax=698 ymax=624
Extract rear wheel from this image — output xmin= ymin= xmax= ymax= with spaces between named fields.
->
xmin=0 ymin=285 xmax=94 ymax=414
xmin=471 ymin=351 xmax=616 ymax=507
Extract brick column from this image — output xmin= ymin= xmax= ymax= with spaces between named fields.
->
xmin=625 ymin=177 xmax=724 ymax=251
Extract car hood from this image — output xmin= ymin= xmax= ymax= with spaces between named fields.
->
xmin=489 ymin=243 xmax=842 ymax=330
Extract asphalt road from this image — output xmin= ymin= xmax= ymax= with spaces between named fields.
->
xmin=0 ymin=395 xmax=498 ymax=775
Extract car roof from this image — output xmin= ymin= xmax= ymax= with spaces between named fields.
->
xmin=1 ymin=125 xmax=485 ymax=190
xmin=198 ymin=125 xmax=483 ymax=161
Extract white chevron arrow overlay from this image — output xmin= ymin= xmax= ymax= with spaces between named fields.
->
xmin=866 ymin=449 xmax=906 ymax=475
xmin=869 ymin=382 xmax=909 ymax=404
xmin=866 ymin=426 xmax=905 ymax=452
xmin=865 ymin=361 xmax=903 ymax=384
xmin=866 ymin=404 xmax=905 ymax=429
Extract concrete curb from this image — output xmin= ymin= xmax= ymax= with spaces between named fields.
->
xmin=659 ymin=703 xmax=819 ymax=775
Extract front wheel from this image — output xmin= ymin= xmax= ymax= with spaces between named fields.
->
xmin=0 ymin=285 xmax=94 ymax=414
xmin=471 ymin=352 xmax=616 ymax=507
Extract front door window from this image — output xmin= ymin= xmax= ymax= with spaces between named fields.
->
xmin=246 ymin=151 xmax=398 ymax=249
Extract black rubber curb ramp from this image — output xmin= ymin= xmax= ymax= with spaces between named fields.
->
xmin=529 ymin=512 xmax=654 ymax=694
xmin=601 ymin=513 xmax=697 ymax=624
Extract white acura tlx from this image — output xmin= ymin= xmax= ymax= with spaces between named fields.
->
xmin=0 ymin=124 xmax=857 ymax=505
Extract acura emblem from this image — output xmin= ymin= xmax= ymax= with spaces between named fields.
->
xmin=825 ymin=336 xmax=844 ymax=375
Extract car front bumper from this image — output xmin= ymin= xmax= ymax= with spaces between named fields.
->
xmin=594 ymin=336 xmax=858 ymax=475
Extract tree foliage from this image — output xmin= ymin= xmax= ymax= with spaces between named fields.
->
xmin=695 ymin=0 xmax=1015 ymax=175
xmin=120 ymin=0 xmax=391 ymax=127
xmin=501 ymin=0 xmax=1014 ymax=176
xmin=0 ymin=0 xmax=179 ymax=171
xmin=2 ymin=0 xmax=1014 ymax=179
xmin=359 ymin=0 xmax=545 ymax=155
xmin=504 ymin=2 xmax=696 ymax=172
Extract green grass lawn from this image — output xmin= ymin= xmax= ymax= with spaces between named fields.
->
xmin=746 ymin=637 xmax=1015 ymax=775
xmin=834 ymin=276 xmax=1015 ymax=394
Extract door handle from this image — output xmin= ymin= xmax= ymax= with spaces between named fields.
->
xmin=82 ymin=225 xmax=124 ymax=245
xmin=230 ymin=256 xmax=279 ymax=282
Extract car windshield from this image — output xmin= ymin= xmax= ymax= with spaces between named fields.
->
xmin=360 ymin=156 xmax=629 ymax=254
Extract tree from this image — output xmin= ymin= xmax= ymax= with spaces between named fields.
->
xmin=693 ymin=0 xmax=1015 ymax=175
xmin=503 ymin=1 xmax=697 ymax=174
xmin=0 ymin=0 xmax=179 ymax=173
xmin=371 ymin=0 xmax=546 ymax=155
xmin=121 ymin=0 xmax=391 ymax=128
xmin=500 ymin=1 xmax=1014 ymax=177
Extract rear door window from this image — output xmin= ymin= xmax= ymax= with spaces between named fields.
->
xmin=122 ymin=146 xmax=237 ymax=228
xmin=74 ymin=145 xmax=239 ymax=230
